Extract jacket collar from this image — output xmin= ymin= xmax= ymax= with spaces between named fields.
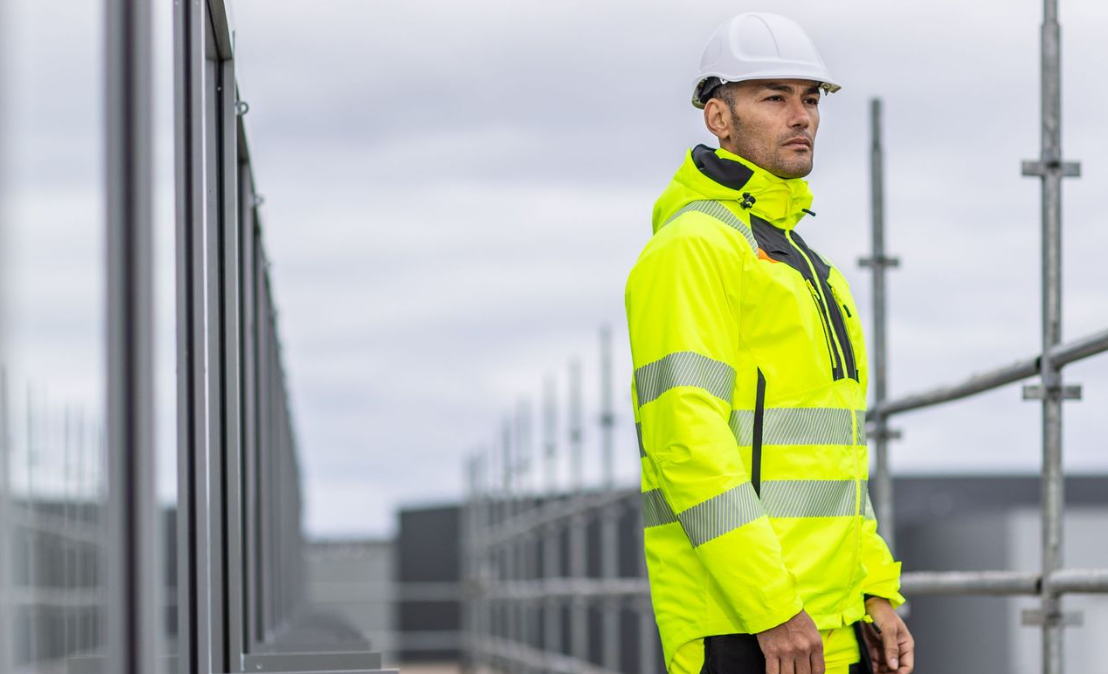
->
xmin=683 ymin=144 xmax=815 ymax=231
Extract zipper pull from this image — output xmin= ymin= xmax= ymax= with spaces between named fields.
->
xmin=829 ymin=283 xmax=852 ymax=318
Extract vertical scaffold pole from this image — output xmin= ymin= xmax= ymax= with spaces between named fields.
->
xmin=0 ymin=370 xmax=10 ymax=674
xmin=1021 ymin=0 xmax=1081 ymax=671
xmin=862 ymin=98 xmax=899 ymax=551
xmin=599 ymin=327 xmax=620 ymax=671
xmin=462 ymin=455 xmax=479 ymax=674
xmin=567 ymin=359 xmax=588 ymax=664
xmin=541 ymin=377 xmax=562 ymax=668
xmin=516 ymin=400 xmax=535 ymax=670
xmin=502 ymin=417 xmax=519 ymax=672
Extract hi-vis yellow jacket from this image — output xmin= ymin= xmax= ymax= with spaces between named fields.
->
xmin=626 ymin=145 xmax=905 ymax=668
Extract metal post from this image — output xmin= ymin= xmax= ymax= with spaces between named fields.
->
xmin=503 ymin=416 xmax=521 ymax=673
xmin=462 ymin=455 xmax=479 ymax=674
xmin=863 ymin=98 xmax=899 ymax=550
xmin=567 ymin=360 xmax=588 ymax=664
xmin=636 ymin=505 xmax=657 ymax=674
xmin=104 ymin=0 xmax=158 ymax=668
xmin=541 ymin=378 xmax=562 ymax=668
xmin=1018 ymin=1 xmax=1080 ymax=672
xmin=599 ymin=328 xmax=619 ymax=671
xmin=600 ymin=327 xmax=614 ymax=489
xmin=517 ymin=400 xmax=539 ymax=670
xmin=0 ymin=370 xmax=10 ymax=674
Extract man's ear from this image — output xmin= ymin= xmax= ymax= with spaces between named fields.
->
xmin=703 ymin=98 xmax=731 ymax=143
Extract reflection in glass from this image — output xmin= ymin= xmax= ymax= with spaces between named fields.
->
xmin=0 ymin=1 xmax=107 ymax=672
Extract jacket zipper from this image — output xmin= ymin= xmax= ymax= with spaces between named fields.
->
xmin=829 ymin=283 xmax=851 ymax=318
xmin=806 ymin=279 xmax=839 ymax=376
xmin=786 ymin=230 xmax=856 ymax=381
xmin=828 ymin=283 xmax=858 ymax=374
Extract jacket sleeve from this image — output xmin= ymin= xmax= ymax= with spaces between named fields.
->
xmin=626 ymin=220 xmax=803 ymax=633
xmin=861 ymin=490 xmax=906 ymax=608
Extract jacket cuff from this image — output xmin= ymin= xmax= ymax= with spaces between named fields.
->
xmin=737 ymin=571 xmax=805 ymax=634
xmin=862 ymin=561 xmax=906 ymax=609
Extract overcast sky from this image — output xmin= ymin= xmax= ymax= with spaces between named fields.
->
xmin=4 ymin=0 xmax=1108 ymax=539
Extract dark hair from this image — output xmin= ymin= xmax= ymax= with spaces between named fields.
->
xmin=699 ymin=77 xmax=742 ymax=108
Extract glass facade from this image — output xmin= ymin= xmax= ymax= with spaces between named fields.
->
xmin=0 ymin=1 xmax=108 ymax=672
xmin=0 ymin=1 xmax=389 ymax=672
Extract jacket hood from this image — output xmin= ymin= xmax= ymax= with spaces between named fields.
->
xmin=651 ymin=145 xmax=815 ymax=234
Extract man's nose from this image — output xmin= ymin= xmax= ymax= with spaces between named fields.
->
xmin=788 ymin=100 xmax=811 ymax=129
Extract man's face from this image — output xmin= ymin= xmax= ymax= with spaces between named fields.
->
xmin=705 ymin=79 xmax=821 ymax=179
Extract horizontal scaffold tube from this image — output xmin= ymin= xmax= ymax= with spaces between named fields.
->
xmin=1045 ymin=568 xmax=1108 ymax=593
xmin=900 ymin=571 xmax=1040 ymax=595
xmin=872 ymin=326 xmax=1108 ymax=418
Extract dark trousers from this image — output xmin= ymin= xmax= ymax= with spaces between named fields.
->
xmin=700 ymin=622 xmax=875 ymax=674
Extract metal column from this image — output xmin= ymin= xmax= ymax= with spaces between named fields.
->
xmin=861 ymin=98 xmax=899 ymax=549
xmin=1020 ymin=0 xmax=1081 ymax=672
xmin=567 ymin=360 xmax=588 ymax=665
xmin=105 ymin=0 xmax=158 ymax=670
xmin=599 ymin=329 xmax=620 ymax=671
xmin=541 ymin=378 xmax=563 ymax=670
xmin=0 ymin=371 xmax=10 ymax=674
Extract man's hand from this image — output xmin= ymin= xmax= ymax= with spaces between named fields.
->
xmin=756 ymin=609 xmax=825 ymax=674
xmin=862 ymin=597 xmax=914 ymax=673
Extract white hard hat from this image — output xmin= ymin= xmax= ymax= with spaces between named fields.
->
xmin=692 ymin=13 xmax=841 ymax=109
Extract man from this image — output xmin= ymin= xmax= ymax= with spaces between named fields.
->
xmin=625 ymin=13 xmax=914 ymax=674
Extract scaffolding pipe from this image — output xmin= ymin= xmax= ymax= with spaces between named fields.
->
xmin=541 ymin=378 xmax=562 ymax=667
xmin=599 ymin=328 xmax=620 ymax=672
xmin=1046 ymin=569 xmax=1108 ymax=594
xmin=0 ymin=371 xmax=10 ymax=674
xmin=870 ymin=326 xmax=1108 ymax=419
xmin=1033 ymin=1 xmax=1074 ymax=672
xmin=864 ymin=97 xmax=898 ymax=549
xmin=567 ymin=359 xmax=588 ymax=666
xmin=900 ymin=571 xmax=1040 ymax=596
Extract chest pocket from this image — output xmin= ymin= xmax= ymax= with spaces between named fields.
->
xmin=750 ymin=215 xmax=859 ymax=382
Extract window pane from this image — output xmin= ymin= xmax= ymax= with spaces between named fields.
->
xmin=0 ymin=1 xmax=107 ymax=672
xmin=153 ymin=0 xmax=180 ymax=668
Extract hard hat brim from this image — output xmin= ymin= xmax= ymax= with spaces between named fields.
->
xmin=692 ymin=72 xmax=842 ymax=109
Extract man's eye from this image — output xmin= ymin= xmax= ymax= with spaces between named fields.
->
xmin=766 ymin=95 xmax=784 ymax=102
xmin=805 ymin=98 xmax=820 ymax=106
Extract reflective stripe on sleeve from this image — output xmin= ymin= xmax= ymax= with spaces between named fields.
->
xmin=761 ymin=479 xmax=865 ymax=518
xmin=863 ymin=489 xmax=876 ymax=521
xmin=676 ymin=482 xmax=763 ymax=547
xmin=729 ymin=407 xmax=856 ymax=446
xmin=634 ymin=351 xmax=736 ymax=407
xmin=856 ymin=410 xmax=867 ymax=445
xmin=641 ymin=489 xmax=678 ymax=528
xmin=662 ymin=200 xmax=759 ymax=254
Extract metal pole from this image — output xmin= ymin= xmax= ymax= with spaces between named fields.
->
xmin=636 ymin=504 xmax=657 ymax=674
xmin=542 ymin=378 xmax=562 ymax=668
xmin=600 ymin=328 xmax=614 ymax=489
xmin=503 ymin=416 xmax=520 ymax=673
xmin=518 ymin=400 xmax=540 ymax=670
xmin=105 ymin=0 xmax=158 ymax=667
xmin=462 ymin=455 xmax=477 ymax=674
xmin=864 ymin=98 xmax=898 ymax=550
xmin=1039 ymin=1 xmax=1065 ymax=671
xmin=1019 ymin=1 xmax=1080 ymax=672
xmin=567 ymin=360 xmax=588 ymax=664
xmin=0 ymin=370 xmax=10 ymax=674
xmin=599 ymin=327 xmax=619 ymax=671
